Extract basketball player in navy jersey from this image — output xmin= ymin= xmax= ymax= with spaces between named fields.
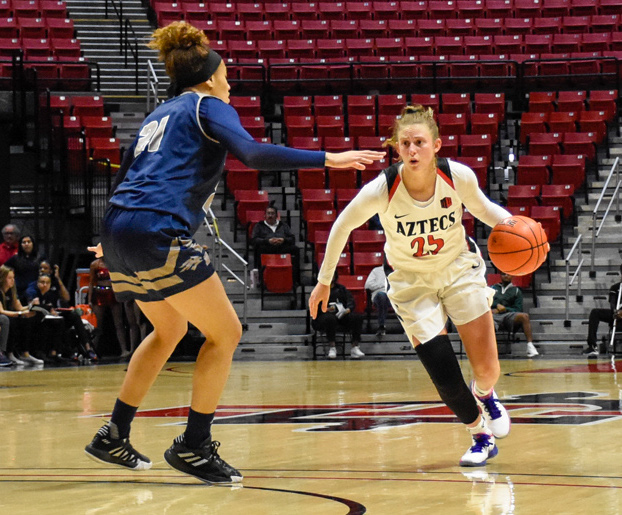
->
xmin=310 ymin=105 xmax=512 ymax=466
xmin=84 ymin=21 xmax=385 ymax=484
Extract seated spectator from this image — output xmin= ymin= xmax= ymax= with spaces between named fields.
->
xmin=0 ymin=224 xmax=19 ymax=266
xmin=0 ymin=265 xmax=42 ymax=365
xmin=5 ymin=234 xmax=43 ymax=302
xmin=365 ymin=265 xmax=390 ymax=336
xmin=311 ymin=273 xmax=365 ymax=359
xmin=251 ymin=205 xmax=300 ymax=281
xmin=583 ymin=264 xmax=622 ymax=358
xmin=25 ymin=260 xmax=70 ymax=303
xmin=26 ymin=273 xmax=98 ymax=363
xmin=89 ymin=256 xmax=131 ymax=358
xmin=491 ymin=273 xmax=539 ymax=358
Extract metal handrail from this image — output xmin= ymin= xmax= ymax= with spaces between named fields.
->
xmin=146 ymin=60 xmax=160 ymax=112
xmin=591 ymin=157 xmax=621 ymax=274
xmin=564 ymin=234 xmax=584 ymax=326
xmin=204 ymin=209 xmax=249 ymax=329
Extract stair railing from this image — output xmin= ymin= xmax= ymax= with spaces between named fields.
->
xmin=104 ymin=0 xmax=140 ymax=94
xmin=563 ymin=234 xmax=584 ymax=327
xmin=590 ymin=157 xmax=621 ymax=276
xmin=146 ymin=60 xmax=160 ymax=112
xmin=205 ymin=208 xmax=249 ymax=330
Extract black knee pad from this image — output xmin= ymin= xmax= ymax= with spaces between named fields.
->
xmin=415 ymin=334 xmax=479 ymax=425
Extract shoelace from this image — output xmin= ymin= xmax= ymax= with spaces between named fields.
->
xmin=480 ymin=395 xmax=502 ymax=420
xmin=471 ymin=433 xmax=493 ymax=453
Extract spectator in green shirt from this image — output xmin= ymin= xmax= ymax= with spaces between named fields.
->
xmin=491 ymin=273 xmax=538 ymax=358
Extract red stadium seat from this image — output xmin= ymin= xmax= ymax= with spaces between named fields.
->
xmin=529 ymin=132 xmax=563 ymax=156
xmin=471 ymin=113 xmax=500 ymax=144
xmin=506 ymin=184 xmax=541 ymax=209
xmin=335 ymin=188 xmax=359 ymax=211
xmin=540 ymin=183 xmax=575 ymax=221
xmin=328 ymin=167 xmax=357 ymax=189
xmin=438 ymin=113 xmax=468 ymax=137
xmin=316 ymin=115 xmax=345 ymax=138
xmin=562 ymin=131 xmax=598 ymax=162
xmin=301 ymin=189 xmax=334 ymax=218
xmin=260 ymin=254 xmax=299 ymax=310
xmin=529 ymin=91 xmax=556 ymax=113
xmin=317 ymin=251 xmax=351 ymax=276
xmin=550 ymin=153 xmax=586 ymax=190
xmin=516 ymin=155 xmax=552 ymax=186
xmin=460 ymin=134 xmax=493 ymax=164
xmin=438 ymin=134 xmax=459 ymax=160
xmin=353 ymin=251 xmax=383 ymax=276
xmin=332 ymin=19 xmax=360 ymax=39
xmin=459 ymin=156 xmax=489 ymax=191
xmin=305 ymin=209 xmax=337 ymax=245
xmin=297 ymin=168 xmax=326 ymax=190
xmin=519 ymin=112 xmax=548 ymax=146
xmin=578 ymin=110 xmax=608 ymax=144
xmin=348 ymin=114 xmax=376 ymax=139
xmin=352 ymin=229 xmax=385 ymax=253
xmin=547 ymin=111 xmax=578 ymax=133
xmin=71 ymin=95 xmax=104 ymax=117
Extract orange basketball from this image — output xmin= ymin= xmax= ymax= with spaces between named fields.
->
xmin=487 ymin=216 xmax=550 ymax=276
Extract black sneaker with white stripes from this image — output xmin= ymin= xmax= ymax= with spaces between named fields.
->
xmin=84 ymin=424 xmax=152 ymax=470
xmin=164 ymin=434 xmax=243 ymax=484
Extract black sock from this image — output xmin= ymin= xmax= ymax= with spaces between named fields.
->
xmin=184 ymin=408 xmax=215 ymax=448
xmin=110 ymin=398 xmax=138 ymax=439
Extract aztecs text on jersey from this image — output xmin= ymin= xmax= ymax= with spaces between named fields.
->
xmin=378 ymin=165 xmax=467 ymax=273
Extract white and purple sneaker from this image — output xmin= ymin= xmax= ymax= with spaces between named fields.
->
xmin=471 ymin=381 xmax=511 ymax=439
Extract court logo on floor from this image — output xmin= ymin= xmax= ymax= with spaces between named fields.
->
xmin=115 ymin=391 xmax=622 ymax=431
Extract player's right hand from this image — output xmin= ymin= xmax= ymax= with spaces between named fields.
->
xmin=88 ymin=243 xmax=103 ymax=258
xmin=309 ymin=282 xmax=330 ymax=319
xmin=325 ymin=150 xmax=386 ymax=170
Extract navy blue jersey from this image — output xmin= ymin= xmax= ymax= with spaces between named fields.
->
xmin=110 ymin=92 xmax=325 ymax=233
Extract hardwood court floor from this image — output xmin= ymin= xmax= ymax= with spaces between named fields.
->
xmin=2 ymin=357 xmax=622 ymax=514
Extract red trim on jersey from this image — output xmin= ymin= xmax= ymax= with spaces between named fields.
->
xmin=388 ymin=173 xmax=402 ymax=201
xmin=437 ymin=168 xmax=455 ymax=189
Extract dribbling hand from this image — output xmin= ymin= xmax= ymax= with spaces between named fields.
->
xmin=309 ymin=282 xmax=330 ymax=320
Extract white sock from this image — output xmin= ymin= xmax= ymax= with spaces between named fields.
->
xmin=467 ymin=417 xmax=491 ymax=436
xmin=473 ymin=382 xmax=493 ymax=398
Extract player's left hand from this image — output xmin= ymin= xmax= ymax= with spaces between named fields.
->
xmin=309 ymin=282 xmax=330 ymax=319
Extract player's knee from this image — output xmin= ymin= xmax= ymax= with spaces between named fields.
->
xmin=471 ymin=360 xmax=500 ymax=384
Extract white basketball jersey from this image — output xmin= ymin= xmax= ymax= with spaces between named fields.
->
xmin=378 ymin=160 xmax=468 ymax=274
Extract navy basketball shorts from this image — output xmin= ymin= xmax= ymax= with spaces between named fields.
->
xmin=100 ymin=206 xmax=215 ymax=303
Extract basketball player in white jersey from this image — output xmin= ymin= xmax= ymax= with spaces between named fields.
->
xmin=309 ymin=105 xmax=512 ymax=466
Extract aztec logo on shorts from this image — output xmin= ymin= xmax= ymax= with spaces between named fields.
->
xmin=120 ymin=391 xmax=622 ymax=432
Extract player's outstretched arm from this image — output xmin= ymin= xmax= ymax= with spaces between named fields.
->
xmin=309 ymin=282 xmax=331 ymax=319
xmin=325 ymin=150 xmax=386 ymax=170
